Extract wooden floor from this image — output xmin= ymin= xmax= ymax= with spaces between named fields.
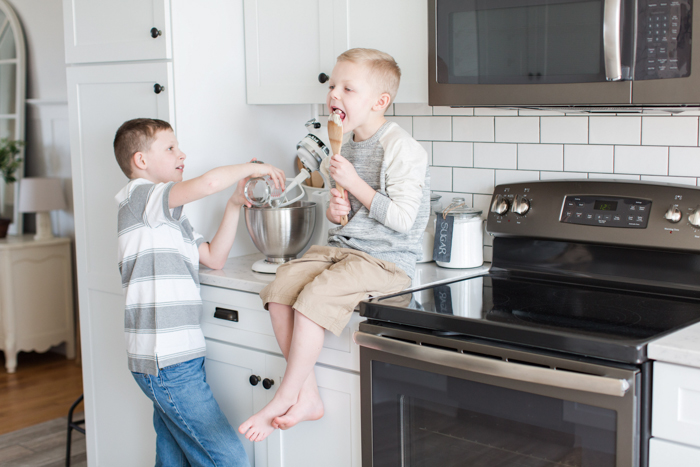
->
xmin=0 ymin=351 xmax=84 ymax=435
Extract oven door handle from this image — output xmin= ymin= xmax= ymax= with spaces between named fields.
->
xmin=603 ymin=0 xmax=623 ymax=81
xmin=354 ymin=332 xmax=631 ymax=398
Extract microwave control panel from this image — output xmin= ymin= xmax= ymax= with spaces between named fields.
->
xmin=635 ymin=0 xmax=692 ymax=80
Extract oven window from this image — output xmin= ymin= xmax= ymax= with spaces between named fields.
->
xmin=436 ymin=0 xmax=607 ymax=85
xmin=372 ymin=362 xmax=617 ymax=467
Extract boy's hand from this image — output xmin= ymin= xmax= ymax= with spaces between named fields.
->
xmin=328 ymin=154 xmax=358 ymax=191
xmin=229 ymin=176 xmax=251 ymax=208
xmin=249 ymin=162 xmax=286 ymax=190
xmin=328 ymin=187 xmax=351 ymax=223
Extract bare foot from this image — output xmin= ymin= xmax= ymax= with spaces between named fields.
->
xmin=239 ymin=393 xmax=297 ymax=442
xmin=272 ymin=389 xmax=324 ymax=430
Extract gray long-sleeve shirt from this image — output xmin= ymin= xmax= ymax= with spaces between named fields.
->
xmin=320 ymin=121 xmax=430 ymax=279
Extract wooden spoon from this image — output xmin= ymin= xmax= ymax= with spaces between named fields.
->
xmin=328 ymin=112 xmax=348 ymax=225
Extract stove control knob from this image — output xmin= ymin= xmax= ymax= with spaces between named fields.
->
xmin=689 ymin=206 xmax=700 ymax=227
xmin=664 ymin=205 xmax=682 ymax=223
xmin=491 ymin=194 xmax=510 ymax=215
xmin=511 ymin=195 xmax=531 ymax=216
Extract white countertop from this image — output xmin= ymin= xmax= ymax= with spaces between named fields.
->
xmin=199 ymin=253 xmax=490 ymax=294
xmin=648 ymin=322 xmax=700 ymax=369
xmin=200 ymin=254 xmax=700 ymax=369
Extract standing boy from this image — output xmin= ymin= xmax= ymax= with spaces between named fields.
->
xmin=239 ymin=48 xmax=430 ymax=442
xmin=114 ymin=118 xmax=284 ymax=466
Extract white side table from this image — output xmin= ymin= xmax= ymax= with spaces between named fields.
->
xmin=0 ymin=235 xmax=76 ymax=373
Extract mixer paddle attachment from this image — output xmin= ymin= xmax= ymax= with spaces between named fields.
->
xmin=270 ymin=170 xmax=309 ymax=208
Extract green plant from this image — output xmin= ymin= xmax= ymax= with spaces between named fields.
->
xmin=0 ymin=138 xmax=24 ymax=184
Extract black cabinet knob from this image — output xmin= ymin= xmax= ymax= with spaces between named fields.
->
xmin=151 ymin=27 xmax=162 ymax=39
xmin=154 ymin=83 xmax=164 ymax=94
xmin=262 ymin=378 xmax=275 ymax=390
xmin=249 ymin=375 xmax=261 ymax=386
xmin=318 ymin=73 xmax=329 ymax=84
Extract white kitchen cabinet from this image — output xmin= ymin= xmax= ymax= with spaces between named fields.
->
xmin=66 ymin=61 xmax=174 ymax=466
xmin=652 ymin=362 xmax=700 ymax=447
xmin=62 ymin=0 xmax=172 ymax=64
xmin=202 ymin=284 xmax=362 ymax=467
xmin=243 ymin=0 xmax=428 ymax=104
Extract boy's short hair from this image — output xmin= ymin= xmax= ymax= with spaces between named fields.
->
xmin=337 ymin=48 xmax=401 ymax=105
xmin=114 ymin=118 xmax=173 ymax=178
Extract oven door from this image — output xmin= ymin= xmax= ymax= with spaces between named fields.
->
xmin=356 ymin=325 xmax=644 ymax=467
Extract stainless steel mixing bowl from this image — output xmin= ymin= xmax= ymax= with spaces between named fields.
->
xmin=244 ymin=201 xmax=317 ymax=263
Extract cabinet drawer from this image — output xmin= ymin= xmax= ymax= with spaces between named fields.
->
xmin=649 ymin=438 xmax=700 ymax=467
xmin=201 ymin=285 xmax=362 ymax=372
xmin=652 ymin=362 xmax=700 ymax=447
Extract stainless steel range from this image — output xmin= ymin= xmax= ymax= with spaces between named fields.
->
xmin=355 ymin=180 xmax=700 ymax=467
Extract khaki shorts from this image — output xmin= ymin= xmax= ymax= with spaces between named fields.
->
xmin=259 ymin=245 xmax=411 ymax=336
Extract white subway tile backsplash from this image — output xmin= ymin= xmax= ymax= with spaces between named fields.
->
xmin=429 ymin=166 xmax=453 ymax=191
xmin=474 ymin=194 xmax=493 ymax=224
xmin=496 ymin=117 xmax=539 ymax=143
xmin=517 ymin=144 xmax=563 ymax=171
xmin=453 ymin=117 xmax=495 ymax=142
xmin=432 ymin=107 xmax=474 ymax=116
xmin=419 ymin=141 xmax=433 ymax=165
xmin=386 ymin=116 xmax=412 ymax=135
xmin=414 ymin=117 xmax=451 ymax=141
xmin=433 ymin=142 xmax=473 ymax=167
xmin=641 ymin=175 xmax=697 ymax=186
xmin=394 ymin=103 xmax=432 ymax=116
xmin=670 ymin=147 xmax=700 ymax=176
xmin=539 ymin=171 xmax=588 ymax=180
xmin=642 ymin=117 xmax=698 ymax=147
xmin=589 ymin=117 xmax=641 ymax=145
xmin=496 ymin=170 xmax=540 ymax=185
xmin=588 ymin=173 xmax=641 ymax=180
xmin=564 ymin=145 xmax=614 ymax=173
xmin=614 ymin=146 xmax=668 ymax=175
xmin=453 ymin=168 xmax=495 ymax=194
xmin=518 ymin=109 xmax=566 ymax=116
xmin=541 ymin=117 xmax=588 ymax=144
xmin=474 ymin=143 xmax=517 ymax=169
xmin=474 ymin=108 xmax=519 ymax=116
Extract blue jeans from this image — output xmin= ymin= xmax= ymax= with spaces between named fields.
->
xmin=132 ymin=357 xmax=250 ymax=467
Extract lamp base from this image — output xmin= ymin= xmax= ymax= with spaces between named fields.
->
xmin=34 ymin=211 xmax=55 ymax=241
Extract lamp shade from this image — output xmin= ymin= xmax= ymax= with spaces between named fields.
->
xmin=18 ymin=178 xmax=67 ymax=213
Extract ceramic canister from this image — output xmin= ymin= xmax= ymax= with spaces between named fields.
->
xmin=435 ymin=197 xmax=483 ymax=269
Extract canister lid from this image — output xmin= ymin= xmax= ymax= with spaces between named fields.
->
xmin=438 ymin=197 xmax=482 ymax=218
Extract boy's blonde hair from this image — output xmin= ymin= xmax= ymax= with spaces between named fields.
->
xmin=337 ymin=48 xmax=401 ymax=105
xmin=113 ymin=118 xmax=173 ymax=178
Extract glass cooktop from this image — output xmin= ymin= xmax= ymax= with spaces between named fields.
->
xmin=361 ymin=273 xmax=700 ymax=364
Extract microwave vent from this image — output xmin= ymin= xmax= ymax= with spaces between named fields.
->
xmin=454 ymin=106 xmax=700 ymax=115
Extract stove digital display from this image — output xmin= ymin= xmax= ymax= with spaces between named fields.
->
xmin=594 ymin=200 xmax=618 ymax=211
xmin=561 ymin=195 xmax=651 ymax=228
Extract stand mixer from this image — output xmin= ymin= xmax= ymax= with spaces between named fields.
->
xmin=246 ymin=119 xmax=332 ymax=273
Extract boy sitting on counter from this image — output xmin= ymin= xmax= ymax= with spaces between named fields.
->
xmin=239 ymin=48 xmax=431 ymax=442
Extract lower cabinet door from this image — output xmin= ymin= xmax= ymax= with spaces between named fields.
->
xmin=205 ymin=339 xmax=269 ymax=467
xmin=649 ymin=438 xmax=700 ymax=467
xmin=264 ymin=355 xmax=362 ymax=467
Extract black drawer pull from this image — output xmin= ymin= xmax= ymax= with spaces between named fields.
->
xmin=262 ymin=378 xmax=275 ymax=390
xmin=249 ymin=375 xmax=261 ymax=386
xmin=214 ymin=307 xmax=238 ymax=322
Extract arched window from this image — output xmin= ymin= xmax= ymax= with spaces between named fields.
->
xmin=0 ymin=0 xmax=25 ymax=235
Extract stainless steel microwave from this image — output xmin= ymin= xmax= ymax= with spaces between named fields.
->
xmin=428 ymin=0 xmax=699 ymax=107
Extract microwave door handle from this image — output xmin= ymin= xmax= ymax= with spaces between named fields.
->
xmin=354 ymin=331 xmax=631 ymax=397
xmin=603 ymin=0 xmax=624 ymax=81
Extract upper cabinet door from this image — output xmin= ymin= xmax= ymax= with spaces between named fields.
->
xmin=63 ymin=0 xmax=172 ymax=64
xmin=243 ymin=0 xmax=347 ymax=104
xmin=347 ymin=0 xmax=428 ymax=103
xmin=243 ymin=0 xmax=428 ymax=104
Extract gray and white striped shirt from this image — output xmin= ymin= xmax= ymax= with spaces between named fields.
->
xmin=115 ymin=179 xmax=206 ymax=375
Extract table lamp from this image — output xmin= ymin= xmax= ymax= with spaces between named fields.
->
xmin=18 ymin=178 xmax=67 ymax=240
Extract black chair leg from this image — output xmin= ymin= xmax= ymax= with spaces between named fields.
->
xmin=66 ymin=394 xmax=85 ymax=467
